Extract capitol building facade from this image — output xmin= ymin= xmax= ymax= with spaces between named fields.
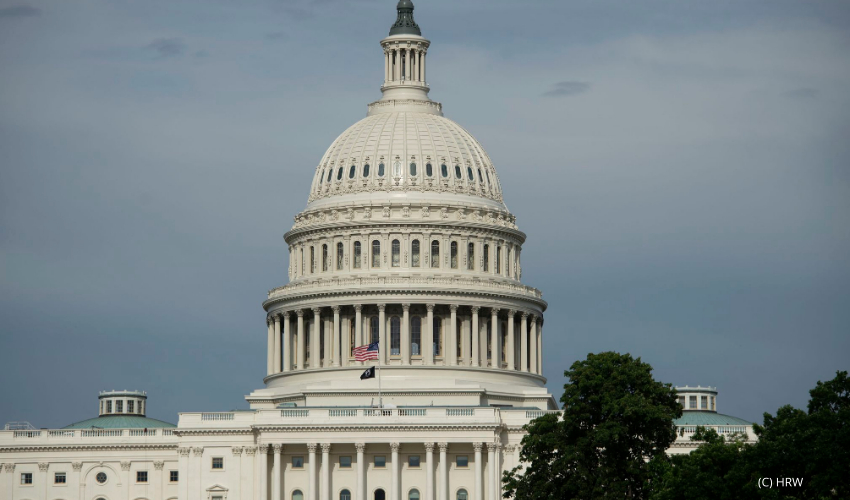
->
xmin=0 ymin=2 xmax=755 ymax=500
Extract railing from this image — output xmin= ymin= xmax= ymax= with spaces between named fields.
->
xmin=268 ymin=276 xmax=544 ymax=301
xmin=201 ymin=413 xmax=234 ymax=421
xmin=281 ymin=409 xmax=310 ymax=418
xmin=13 ymin=430 xmax=41 ymax=438
xmin=129 ymin=429 xmax=157 ymax=436
xmin=363 ymin=409 xmax=393 ymax=417
xmin=446 ymin=409 xmax=475 ymax=416
xmin=81 ymin=429 xmax=124 ymax=437
xmin=677 ymin=425 xmax=751 ymax=436
xmin=48 ymin=430 xmax=75 ymax=437
xmin=162 ymin=429 xmax=175 ymax=436
xmin=329 ymin=409 xmax=358 ymax=417
xmin=525 ymin=411 xmax=546 ymax=419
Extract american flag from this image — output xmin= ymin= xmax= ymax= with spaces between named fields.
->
xmin=353 ymin=342 xmax=379 ymax=361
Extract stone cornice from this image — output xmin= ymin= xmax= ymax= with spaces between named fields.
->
xmin=252 ymin=424 xmax=501 ymax=433
xmin=0 ymin=444 xmax=177 ymax=453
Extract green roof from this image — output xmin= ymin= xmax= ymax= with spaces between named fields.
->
xmin=675 ymin=411 xmax=752 ymax=427
xmin=63 ymin=415 xmax=176 ymax=429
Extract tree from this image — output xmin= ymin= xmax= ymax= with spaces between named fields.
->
xmin=503 ymin=351 xmax=682 ymax=500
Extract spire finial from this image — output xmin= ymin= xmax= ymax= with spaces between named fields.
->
xmin=389 ymin=0 xmax=421 ymax=36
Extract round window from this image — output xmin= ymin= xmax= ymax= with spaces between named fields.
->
xmin=96 ymin=472 xmax=107 ymax=484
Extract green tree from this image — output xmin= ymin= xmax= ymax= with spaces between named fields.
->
xmin=503 ymin=351 xmax=682 ymax=500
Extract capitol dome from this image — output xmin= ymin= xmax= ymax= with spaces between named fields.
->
xmin=256 ymin=0 xmax=553 ymax=413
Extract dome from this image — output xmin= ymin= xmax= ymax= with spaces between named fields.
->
xmin=674 ymin=412 xmax=752 ymax=427
xmin=307 ymin=110 xmax=505 ymax=211
xmin=63 ymin=414 xmax=176 ymax=429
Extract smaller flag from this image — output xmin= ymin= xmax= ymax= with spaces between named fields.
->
xmin=360 ymin=366 xmax=376 ymax=380
xmin=353 ymin=341 xmax=380 ymax=361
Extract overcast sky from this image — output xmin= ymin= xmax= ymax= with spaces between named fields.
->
xmin=1 ymin=0 xmax=849 ymax=429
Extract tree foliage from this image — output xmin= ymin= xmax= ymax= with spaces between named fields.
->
xmin=503 ymin=351 xmax=682 ymax=500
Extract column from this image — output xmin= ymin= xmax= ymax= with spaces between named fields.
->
xmin=311 ymin=308 xmax=321 ymax=368
xmin=425 ymin=443 xmax=435 ymax=500
xmin=384 ymin=49 xmax=390 ymax=82
xmin=267 ymin=317 xmax=274 ymax=375
xmin=438 ymin=443 xmax=448 ymax=500
xmin=491 ymin=444 xmax=501 ymax=500
xmin=232 ymin=448 xmax=243 ymax=500
xmin=529 ymin=318 xmax=537 ymax=376
xmin=520 ymin=314 xmax=528 ymax=373
xmin=243 ymin=447 xmax=256 ymax=500
xmin=462 ymin=317 xmax=471 ymax=366
xmin=72 ymin=462 xmax=83 ymax=500
xmin=283 ymin=312 xmax=292 ymax=372
xmin=258 ymin=445 xmax=269 ymax=500
xmin=179 ymin=448 xmax=190 ymax=500
xmin=487 ymin=444 xmax=496 ymax=500
xmin=471 ymin=307 xmax=480 ymax=367
xmin=402 ymin=304 xmax=411 ymax=365
xmin=391 ymin=442 xmax=400 ymax=500
xmin=272 ymin=445 xmax=282 ymax=500
xmin=506 ymin=310 xmax=515 ymax=371
xmin=378 ymin=304 xmax=387 ymax=364
xmin=321 ymin=444 xmax=331 ymax=500
xmin=191 ymin=448 xmax=203 ymax=500
xmin=490 ymin=308 xmax=500 ymax=368
xmin=356 ymin=443 xmax=366 ymax=500
xmin=297 ymin=310 xmax=306 ymax=370
xmin=449 ymin=306 xmax=458 ymax=366
xmin=354 ymin=304 xmax=363 ymax=365
xmin=537 ymin=320 xmax=543 ymax=374
xmin=324 ymin=316 xmax=332 ymax=367
xmin=404 ymin=48 xmax=411 ymax=81
xmin=473 ymin=443 xmax=483 ymax=500
xmin=394 ymin=49 xmax=400 ymax=81
xmin=344 ymin=316 xmax=352 ymax=366
xmin=274 ymin=315 xmax=282 ymax=373
xmin=332 ymin=306 xmax=341 ymax=367
xmin=421 ymin=50 xmax=426 ymax=83
xmin=39 ymin=463 xmax=49 ymax=500
xmin=425 ymin=304 xmax=435 ymax=365
xmin=154 ymin=460 xmax=165 ymax=500
xmin=308 ymin=443 xmax=318 ymax=500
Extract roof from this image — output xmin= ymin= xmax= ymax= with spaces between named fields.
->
xmin=63 ymin=415 xmax=176 ymax=429
xmin=389 ymin=0 xmax=420 ymax=36
xmin=675 ymin=411 xmax=752 ymax=427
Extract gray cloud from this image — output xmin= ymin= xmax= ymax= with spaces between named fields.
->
xmin=786 ymin=87 xmax=819 ymax=100
xmin=543 ymin=81 xmax=590 ymax=97
xmin=0 ymin=5 xmax=41 ymax=17
xmin=146 ymin=37 xmax=185 ymax=58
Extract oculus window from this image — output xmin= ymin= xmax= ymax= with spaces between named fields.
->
xmin=96 ymin=472 xmax=107 ymax=484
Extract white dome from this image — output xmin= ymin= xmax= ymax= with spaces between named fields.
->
xmin=306 ymin=107 xmax=506 ymax=211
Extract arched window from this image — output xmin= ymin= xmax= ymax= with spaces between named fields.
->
xmin=363 ymin=164 xmax=370 ymax=177
xmin=496 ymin=246 xmax=501 ymax=274
xmin=431 ymin=240 xmax=440 ymax=268
xmin=354 ymin=241 xmax=362 ymax=269
xmin=392 ymin=239 xmax=400 ymax=267
xmin=322 ymin=244 xmax=328 ymax=272
xmin=390 ymin=317 xmax=401 ymax=355
xmin=409 ymin=162 xmax=417 ymax=176
xmin=477 ymin=168 xmax=483 ymax=182
xmin=370 ymin=316 xmax=379 ymax=343
xmin=450 ymin=241 xmax=458 ymax=269
xmin=327 ymin=169 xmax=333 ymax=183
xmin=300 ymin=248 xmax=304 ymax=275
xmin=372 ymin=240 xmax=381 ymax=268
xmin=393 ymin=161 xmax=401 ymax=177
xmin=311 ymin=246 xmax=315 ymax=273
xmin=467 ymin=166 xmax=474 ymax=180
xmin=293 ymin=490 xmax=304 ymax=500
xmin=349 ymin=165 xmax=356 ymax=179
xmin=457 ymin=489 xmax=468 ymax=500
xmin=467 ymin=242 xmax=474 ymax=270
xmin=378 ymin=163 xmax=385 ymax=177
xmin=483 ymin=244 xmax=489 ymax=272
xmin=441 ymin=163 xmax=448 ymax=178
xmin=409 ymin=489 xmax=421 ymax=500
xmin=411 ymin=240 xmax=420 ymax=267
xmin=337 ymin=167 xmax=343 ymax=180
xmin=426 ymin=162 xmax=433 ymax=177
xmin=455 ymin=165 xmax=462 ymax=179
xmin=340 ymin=490 xmax=352 ymax=500
xmin=433 ymin=317 xmax=442 ymax=356
xmin=411 ymin=316 xmax=421 ymax=356
xmin=375 ymin=489 xmax=386 ymax=500
xmin=350 ymin=320 xmax=356 ymax=356
xmin=337 ymin=242 xmax=344 ymax=270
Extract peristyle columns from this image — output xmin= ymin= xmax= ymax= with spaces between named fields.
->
xmin=283 ymin=312 xmax=292 ymax=372
xmin=471 ymin=307 xmax=480 ymax=367
xmin=297 ymin=310 xmax=306 ymax=369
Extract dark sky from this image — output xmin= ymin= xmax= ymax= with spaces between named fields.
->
xmin=1 ymin=0 xmax=849 ymax=429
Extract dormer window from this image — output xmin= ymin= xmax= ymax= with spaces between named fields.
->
xmin=467 ymin=166 xmax=474 ymax=180
xmin=455 ymin=165 xmax=462 ymax=179
xmin=363 ymin=164 xmax=370 ymax=177
xmin=409 ymin=162 xmax=417 ymax=176
xmin=426 ymin=163 xmax=433 ymax=177
xmin=337 ymin=167 xmax=343 ymax=180
xmin=327 ymin=169 xmax=333 ymax=182
xmin=349 ymin=165 xmax=356 ymax=179
xmin=378 ymin=163 xmax=385 ymax=176
xmin=441 ymin=164 xmax=448 ymax=178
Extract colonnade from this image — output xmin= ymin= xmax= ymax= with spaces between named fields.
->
xmin=257 ymin=441 xmax=512 ymax=500
xmin=266 ymin=304 xmax=543 ymax=377
xmin=384 ymin=45 xmax=426 ymax=84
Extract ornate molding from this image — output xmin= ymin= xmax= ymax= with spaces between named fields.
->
xmin=355 ymin=443 xmax=366 ymax=453
xmin=192 ymin=447 xmax=204 ymax=456
xmin=438 ymin=442 xmax=448 ymax=452
xmin=321 ymin=443 xmax=331 ymax=453
xmin=233 ymin=446 xmax=244 ymax=456
xmin=178 ymin=447 xmax=191 ymax=457
xmin=473 ymin=442 xmax=483 ymax=452
xmin=72 ymin=462 xmax=83 ymax=471
xmin=153 ymin=460 xmax=165 ymax=470
xmin=390 ymin=442 xmax=400 ymax=452
xmin=424 ymin=442 xmax=435 ymax=452
xmin=307 ymin=443 xmax=318 ymax=453
xmin=120 ymin=461 xmax=131 ymax=471
xmin=38 ymin=462 xmax=49 ymax=472
xmin=245 ymin=446 xmax=257 ymax=456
